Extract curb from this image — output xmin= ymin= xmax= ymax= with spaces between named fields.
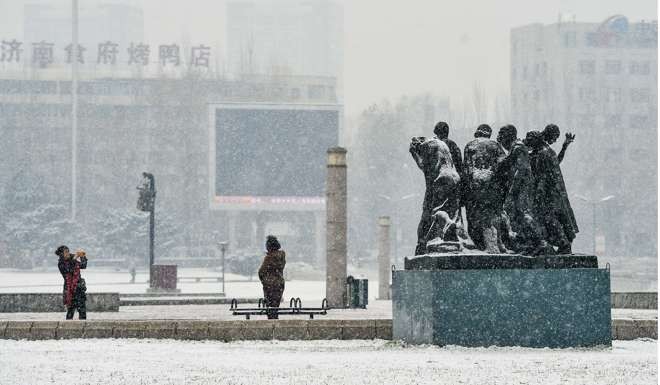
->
xmin=0 ymin=319 xmax=655 ymax=341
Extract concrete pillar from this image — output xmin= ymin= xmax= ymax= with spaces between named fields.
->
xmin=326 ymin=147 xmax=347 ymax=308
xmin=377 ymin=216 xmax=392 ymax=300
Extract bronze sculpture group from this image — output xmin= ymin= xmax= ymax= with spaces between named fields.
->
xmin=410 ymin=122 xmax=579 ymax=256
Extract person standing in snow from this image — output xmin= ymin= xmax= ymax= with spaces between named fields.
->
xmin=258 ymin=235 xmax=286 ymax=319
xmin=56 ymin=245 xmax=88 ymax=320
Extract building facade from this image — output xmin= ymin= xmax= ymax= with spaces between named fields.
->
xmin=0 ymin=74 xmax=340 ymax=266
xmin=510 ymin=15 xmax=658 ymax=257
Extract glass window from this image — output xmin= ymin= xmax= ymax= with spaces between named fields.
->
xmin=578 ymin=87 xmax=596 ymax=101
xmin=602 ymin=88 xmax=622 ymax=103
xmin=630 ymin=88 xmax=650 ymax=103
xmin=579 ymin=60 xmax=595 ymax=75
xmin=563 ymin=31 xmax=577 ymax=47
xmin=630 ymin=115 xmax=650 ymax=128
xmin=630 ymin=61 xmax=651 ymax=75
xmin=605 ymin=60 xmax=621 ymax=74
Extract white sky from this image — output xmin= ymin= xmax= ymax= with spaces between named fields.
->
xmin=1 ymin=0 xmax=657 ymax=115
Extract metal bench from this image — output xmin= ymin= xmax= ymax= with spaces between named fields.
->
xmin=230 ymin=297 xmax=330 ymax=319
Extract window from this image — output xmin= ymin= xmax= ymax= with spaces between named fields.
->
xmin=579 ymin=60 xmax=595 ymax=75
xmin=522 ymin=65 xmax=528 ymax=80
xmin=630 ymin=61 xmax=651 ymax=75
xmin=578 ymin=87 xmax=596 ymax=101
xmin=630 ymin=115 xmax=650 ymax=129
xmin=585 ymin=32 xmax=598 ymax=47
xmin=290 ymin=87 xmax=300 ymax=99
xmin=607 ymin=114 xmax=623 ymax=128
xmin=605 ymin=60 xmax=621 ymax=74
xmin=603 ymin=88 xmax=622 ymax=103
xmin=630 ymin=88 xmax=650 ymax=103
xmin=308 ymin=85 xmax=325 ymax=99
xmin=563 ymin=31 xmax=577 ymax=47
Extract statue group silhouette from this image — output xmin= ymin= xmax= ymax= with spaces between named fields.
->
xmin=410 ymin=122 xmax=579 ymax=256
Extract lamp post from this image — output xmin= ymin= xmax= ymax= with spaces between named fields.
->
xmin=71 ymin=0 xmax=79 ymax=220
xmin=219 ymin=241 xmax=228 ymax=295
xmin=576 ymin=194 xmax=615 ymax=255
xmin=137 ymin=172 xmax=156 ymax=286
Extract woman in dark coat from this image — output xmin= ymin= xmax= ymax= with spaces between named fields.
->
xmin=56 ymin=245 xmax=88 ymax=320
xmin=258 ymin=235 xmax=286 ymax=319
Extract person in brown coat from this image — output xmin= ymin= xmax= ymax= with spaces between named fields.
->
xmin=258 ymin=235 xmax=286 ymax=319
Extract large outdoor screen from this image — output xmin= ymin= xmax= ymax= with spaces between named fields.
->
xmin=213 ymin=105 xmax=339 ymax=207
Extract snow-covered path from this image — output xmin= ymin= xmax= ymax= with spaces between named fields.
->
xmin=0 ymin=339 xmax=656 ymax=385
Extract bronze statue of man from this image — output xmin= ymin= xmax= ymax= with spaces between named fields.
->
xmin=496 ymin=125 xmax=550 ymax=255
xmin=526 ymin=125 xmax=579 ymax=254
xmin=434 ymin=121 xmax=463 ymax=176
xmin=463 ymin=124 xmax=507 ymax=253
xmin=409 ymin=127 xmax=461 ymax=255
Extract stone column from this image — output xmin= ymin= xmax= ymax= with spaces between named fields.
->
xmin=326 ymin=147 xmax=347 ymax=308
xmin=314 ymin=210 xmax=326 ymax=268
xmin=377 ymin=216 xmax=392 ymax=300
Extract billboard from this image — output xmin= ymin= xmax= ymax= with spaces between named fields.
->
xmin=209 ymin=103 xmax=340 ymax=211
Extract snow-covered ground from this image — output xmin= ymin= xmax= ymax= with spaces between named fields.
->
xmin=0 ymin=267 xmax=654 ymax=299
xmin=0 ymin=300 xmax=655 ymax=322
xmin=0 ymin=339 xmax=656 ymax=385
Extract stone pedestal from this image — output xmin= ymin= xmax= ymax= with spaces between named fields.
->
xmin=392 ymin=253 xmax=611 ymax=348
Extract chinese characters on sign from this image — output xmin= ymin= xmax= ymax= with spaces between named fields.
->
xmin=0 ymin=40 xmax=212 ymax=68
xmin=1 ymin=40 xmax=22 ymax=62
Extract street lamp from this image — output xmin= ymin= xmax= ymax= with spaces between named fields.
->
xmin=137 ymin=172 xmax=156 ymax=286
xmin=218 ymin=241 xmax=228 ymax=295
xmin=71 ymin=0 xmax=79 ymax=220
xmin=576 ymin=194 xmax=615 ymax=255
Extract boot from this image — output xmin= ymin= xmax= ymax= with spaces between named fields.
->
xmin=66 ymin=307 xmax=75 ymax=320
xmin=78 ymin=305 xmax=87 ymax=320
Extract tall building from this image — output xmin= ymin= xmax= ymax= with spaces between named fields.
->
xmin=226 ymin=0 xmax=343 ymax=91
xmin=510 ymin=15 xmax=658 ymax=257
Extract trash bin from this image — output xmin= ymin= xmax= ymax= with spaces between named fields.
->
xmin=150 ymin=264 xmax=177 ymax=290
xmin=346 ymin=275 xmax=368 ymax=309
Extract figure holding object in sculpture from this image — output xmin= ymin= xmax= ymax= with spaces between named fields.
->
xmin=409 ymin=125 xmax=461 ymax=255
